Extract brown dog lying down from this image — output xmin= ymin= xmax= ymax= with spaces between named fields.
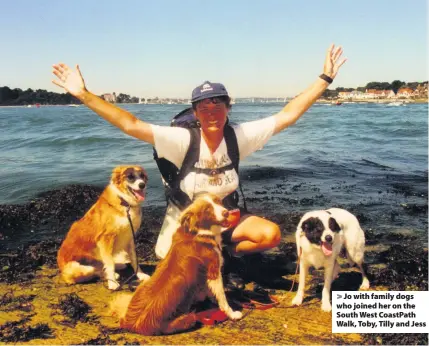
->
xmin=57 ymin=165 xmax=150 ymax=290
xmin=110 ymin=194 xmax=242 ymax=335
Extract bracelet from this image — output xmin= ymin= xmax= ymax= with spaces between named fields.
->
xmin=319 ymin=74 xmax=333 ymax=84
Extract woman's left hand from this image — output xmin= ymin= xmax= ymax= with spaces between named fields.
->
xmin=323 ymin=44 xmax=347 ymax=79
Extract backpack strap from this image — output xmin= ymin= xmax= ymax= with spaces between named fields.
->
xmin=223 ymin=125 xmax=248 ymax=212
xmin=168 ymin=128 xmax=200 ymax=209
xmin=176 ymin=128 xmax=201 ymax=186
xmin=224 ymin=125 xmax=239 ymax=173
xmin=153 ymin=149 xmax=178 ymax=189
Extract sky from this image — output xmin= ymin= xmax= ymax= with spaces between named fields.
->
xmin=1 ymin=0 xmax=427 ymax=98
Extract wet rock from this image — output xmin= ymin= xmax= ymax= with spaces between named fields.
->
xmin=0 ymin=239 xmax=61 ymax=284
xmin=400 ymin=203 xmax=428 ymax=215
xmin=391 ymin=182 xmax=417 ymax=197
xmin=370 ymin=244 xmax=428 ymax=290
xmin=269 ymin=211 xmax=302 ymax=235
xmin=299 ymin=198 xmax=314 ymax=206
xmin=364 ymin=228 xmax=383 ymax=246
xmin=362 ymin=332 xmax=428 ymax=345
xmin=241 ymin=166 xmax=291 ymax=181
xmin=0 ymin=184 xmax=103 ymax=248
xmin=354 ymin=211 xmax=371 ymax=224
xmin=385 ymin=232 xmax=417 ymax=242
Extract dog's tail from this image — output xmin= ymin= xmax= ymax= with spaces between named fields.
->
xmin=109 ymin=293 xmax=133 ymax=319
xmin=61 ymin=261 xmax=97 ymax=284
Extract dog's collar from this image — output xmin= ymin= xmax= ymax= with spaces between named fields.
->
xmin=120 ymin=197 xmax=140 ymax=209
xmin=119 ymin=197 xmax=130 ymax=208
xmin=119 ymin=196 xmax=141 ymax=209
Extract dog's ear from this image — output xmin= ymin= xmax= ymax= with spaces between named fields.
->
xmin=111 ymin=167 xmax=123 ymax=186
xmin=301 ymin=216 xmax=325 ymax=244
xmin=302 ymin=217 xmax=315 ymax=232
xmin=138 ymin=167 xmax=148 ymax=182
xmin=328 ymin=217 xmax=341 ymax=232
xmin=181 ymin=211 xmax=196 ymax=233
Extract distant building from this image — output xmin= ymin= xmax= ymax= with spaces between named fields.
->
xmin=363 ymin=89 xmax=394 ymax=99
xmin=386 ymin=90 xmax=396 ymax=98
xmin=332 ymin=89 xmax=395 ymax=100
xmin=413 ymin=83 xmax=428 ymax=98
xmin=338 ymin=91 xmax=352 ymax=99
xmin=396 ymin=87 xmax=414 ymax=98
xmin=101 ymin=93 xmax=117 ymax=103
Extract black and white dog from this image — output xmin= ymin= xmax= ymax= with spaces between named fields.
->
xmin=291 ymin=208 xmax=370 ymax=312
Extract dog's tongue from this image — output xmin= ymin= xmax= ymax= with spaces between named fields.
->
xmin=134 ymin=190 xmax=145 ymax=202
xmin=321 ymin=242 xmax=333 ymax=256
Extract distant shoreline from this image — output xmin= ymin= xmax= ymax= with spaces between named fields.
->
xmin=0 ymin=98 xmax=427 ymax=108
xmin=317 ymin=98 xmax=428 ymax=104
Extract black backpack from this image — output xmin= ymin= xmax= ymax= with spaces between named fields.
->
xmin=153 ymin=107 xmax=247 ymax=211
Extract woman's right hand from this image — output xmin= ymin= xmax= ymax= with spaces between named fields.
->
xmin=52 ymin=63 xmax=87 ymax=97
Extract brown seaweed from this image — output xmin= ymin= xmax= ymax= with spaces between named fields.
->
xmin=0 ymin=316 xmax=54 ymax=342
xmin=0 ymin=291 xmax=35 ymax=312
xmin=50 ymin=293 xmax=98 ymax=325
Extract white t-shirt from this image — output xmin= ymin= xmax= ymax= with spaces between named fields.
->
xmin=152 ymin=115 xmax=276 ymax=258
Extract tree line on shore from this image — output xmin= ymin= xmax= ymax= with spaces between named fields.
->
xmin=322 ymin=80 xmax=427 ymax=99
xmin=0 ymin=86 xmax=140 ymax=106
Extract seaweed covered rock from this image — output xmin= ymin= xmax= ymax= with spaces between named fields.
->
xmin=370 ymin=244 xmax=428 ymax=290
xmin=362 ymin=332 xmax=428 ymax=345
xmin=0 ymin=239 xmax=61 ymax=283
xmin=0 ymin=184 xmax=103 ymax=247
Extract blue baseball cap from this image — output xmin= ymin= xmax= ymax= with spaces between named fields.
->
xmin=191 ymin=81 xmax=229 ymax=103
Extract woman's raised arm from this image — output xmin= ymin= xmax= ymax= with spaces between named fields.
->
xmin=52 ymin=63 xmax=154 ymax=145
xmin=273 ymin=44 xmax=347 ymax=134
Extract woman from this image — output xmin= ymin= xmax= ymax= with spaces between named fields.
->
xmin=52 ymin=44 xmax=346 ymax=263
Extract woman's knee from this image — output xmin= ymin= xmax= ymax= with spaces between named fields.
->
xmin=268 ymin=223 xmax=282 ymax=246
xmin=232 ymin=216 xmax=281 ymax=249
xmin=259 ymin=222 xmax=281 ymax=249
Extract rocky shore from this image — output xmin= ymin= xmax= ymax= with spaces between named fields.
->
xmin=0 ymin=178 xmax=427 ymax=345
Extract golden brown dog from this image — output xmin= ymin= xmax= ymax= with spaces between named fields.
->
xmin=57 ymin=165 xmax=150 ymax=290
xmin=110 ymin=194 xmax=242 ymax=335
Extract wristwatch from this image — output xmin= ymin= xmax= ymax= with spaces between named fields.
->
xmin=319 ymin=74 xmax=333 ymax=84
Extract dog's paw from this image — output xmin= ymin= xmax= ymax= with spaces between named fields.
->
xmin=359 ymin=278 xmax=370 ymax=290
xmin=291 ymin=295 xmax=303 ymax=306
xmin=321 ymin=301 xmax=332 ymax=312
xmin=228 ymin=310 xmax=243 ymax=320
xmin=137 ymin=272 xmax=150 ymax=282
xmin=114 ymin=273 xmax=120 ymax=280
xmin=107 ymin=280 xmax=120 ymax=290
